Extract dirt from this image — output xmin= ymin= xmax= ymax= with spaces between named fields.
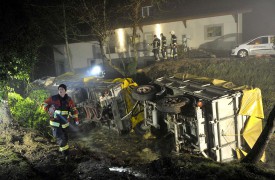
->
xmin=1 ymin=57 xmax=275 ymax=179
xmin=1 ymin=118 xmax=275 ymax=179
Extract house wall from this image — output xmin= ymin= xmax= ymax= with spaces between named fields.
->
xmin=53 ymin=41 xmax=101 ymax=75
xmin=186 ymin=15 xmax=238 ymax=49
xmin=53 ymin=15 xmax=241 ymax=74
xmin=53 ymin=44 xmax=69 ymax=75
xmin=145 ymin=15 xmax=238 ymax=49
xmin=106 ymin=14 xmax=239 ymax=60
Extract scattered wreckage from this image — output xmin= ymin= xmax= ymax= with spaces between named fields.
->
xmin=34 ymin=72 xmax=265 ymax=162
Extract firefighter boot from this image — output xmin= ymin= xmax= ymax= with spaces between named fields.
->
xmin=62 ymin=149 xmax=70 ymax=161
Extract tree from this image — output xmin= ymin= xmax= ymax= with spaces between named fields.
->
xmin=117 ymin=0 xmax=146 ymax=76
xmin=0 ymin=0 xmax=42 ymax=97
xmin=72 ymin=0 xmax=171 ymax=77
xmin=71 ymin=0 xmax=129 ymax=76
xmin=115 ymin=0 xmax=169 ymax=76
xmin=241 ymin=105 xmax=275 ymax=163
xmin=28 ymin=1 xmax=81 ymax=73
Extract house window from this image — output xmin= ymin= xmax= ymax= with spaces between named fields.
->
xmin=142 ymin=6 xmax=152 ymax=18
xmin=144 ymin=33 xmax=153 ymax=44
xmin=58 ymin=62 xmax=65 ymax=75
xmin=143 ymin=32 xmax=153 ymax=51
xmin=106 ymin=46 xmax=116 ymax=54
xmin=129 ymin=34 xmax=141 ymax=43
xmin=92 ymin=45 xmax=101 ymax=58
xmin=205 ymin=24 xmax=223 ymax=40
xmin=271 ymin=36 xmax=275 ymax=44
xmin=90 ymin=59 xmax=96 ymax=66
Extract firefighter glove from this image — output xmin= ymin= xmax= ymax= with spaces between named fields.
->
xmin=48 ymin=105 xmax=55 ymax=117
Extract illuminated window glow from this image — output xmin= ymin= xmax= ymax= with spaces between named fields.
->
xmin=155 ymin=24 xmax=162 ymax=38
xmin=117 ymin=29 xmax=126 ymax=52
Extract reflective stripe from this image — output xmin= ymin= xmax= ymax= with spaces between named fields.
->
xmin=54 ymin=110 xmax=69 ymax=115
xmin=59 ymin=144 xmax=69 ymax=152
xmin=61 ymin=111 xmax=69 ymax=115
xmin=50 ymin=121 xmax=60 ymax=127
xmin=71 ymin=114 xmax=78 ymax=118
xmin=55 ymin=110 xmax=61 ymax=114
xmin=62 ymin=122 xmax=69 ymax=128
xmin=54 ymin=110 xmax=69 ymax=118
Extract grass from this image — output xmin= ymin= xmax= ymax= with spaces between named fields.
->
xmin=142 ymin=57 xmax=275 ymax=118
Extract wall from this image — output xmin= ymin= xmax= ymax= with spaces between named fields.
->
xmin=53 ymin=15 xmax=240 ymax=74
xmin=106 ymin=14 xmax=239 ymax=61
xmin=143 ymin=15 xmax=238 ymax=50
xmin=53 ymin=41 xmax=101 ymax=76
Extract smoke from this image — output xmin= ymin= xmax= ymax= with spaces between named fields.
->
xmin=243 ymin=0 xmax=275 ymax=41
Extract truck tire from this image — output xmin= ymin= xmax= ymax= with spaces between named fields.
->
xmin=156 ymin=96 xmax=190 ymax=114
xmin=133 ymin=121 xmax=150 ymax=136
xmin=132 ymin=85 xmax=157 ymax=101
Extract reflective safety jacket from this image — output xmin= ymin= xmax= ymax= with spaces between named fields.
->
xmin=152 ymin=37 xmax=160 ymax=49
xmin=171 ymin=34 xmax=177 ymax=45
xmin=42 ymin=94 xmax=79 ymax=128
xmin=161 ymin=35 xmax=167 ymax=47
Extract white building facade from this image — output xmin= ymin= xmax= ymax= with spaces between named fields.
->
xmin=53 ymin=14 xmax=243 ymax=75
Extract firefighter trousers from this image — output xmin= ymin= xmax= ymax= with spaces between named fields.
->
xmin=52 ymin=126 xmax=69 ymax=156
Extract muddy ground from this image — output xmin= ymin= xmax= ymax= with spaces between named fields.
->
xmin=1 ymin=57 xmax=275 ymax=179
xmin=1 ymin=117 xmax=275 ymax=180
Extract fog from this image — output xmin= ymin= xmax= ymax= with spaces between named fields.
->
xmin=243 ymin=0 xmax=275 ymax=41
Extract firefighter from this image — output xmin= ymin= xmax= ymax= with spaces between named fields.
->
xmin=42 ymin=84 xmax=79 ymax=160
xmin=170 ymin=31 xmax=178 ymax=59
xmin=160 ymin=33 xmax=168 ymax=60
xmin=151 ymin=35 xmax=161 ymax=61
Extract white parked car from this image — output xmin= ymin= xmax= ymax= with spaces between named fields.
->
xmin=231 ymin=35 xmax=275 ymax=58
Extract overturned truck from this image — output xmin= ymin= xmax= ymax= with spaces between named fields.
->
xmin=37 ymin=73 xmax=264 ymax=163
xmin=131 ymin=75 xmax=264 ymax=162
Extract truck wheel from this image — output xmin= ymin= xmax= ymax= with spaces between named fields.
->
xmin=156 ymin=96 xmax=190 ymax=114
xmin=132 ymin=85 xmax=157 ymax=101
xmin=133 ymin=121 xmax=150 ymax=136
xmin=237 ymin=49 xmax=248 ymax=58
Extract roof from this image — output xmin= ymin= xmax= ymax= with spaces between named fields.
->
xmin=141 ymin=0 xmax=253 ymax=26
xmin=116 ymin=0 xmax=254 ymax=28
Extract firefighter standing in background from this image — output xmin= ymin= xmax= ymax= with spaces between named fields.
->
xmin=42 ymin=84 xmax=79 ymax=160
xmin=152 ymin=35 xmax=161 ymax=61
xmin=160 ymin=33 xmax=168 ymax=60
xmin=170 ymin=31 xmax=178 ymax=59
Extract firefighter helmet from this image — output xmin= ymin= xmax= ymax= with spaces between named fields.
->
xmin=170 ymin=31 xmax=175 ymax=35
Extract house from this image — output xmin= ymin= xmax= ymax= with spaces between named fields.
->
xmin=50 ymin=0 xmax=275 ymax=76
xmin=53 ymin=41 xmax=102 ymax=75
